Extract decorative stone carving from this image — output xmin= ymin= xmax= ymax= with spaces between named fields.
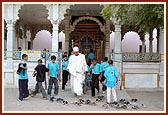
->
xmin=122 ymin=53 xmax=161 ymax=62
xmin=4 ymin=4 xmax=23 ymax=23
xmin=70 ymin=16 xmax=105 ymax=33
xmin=58 ymin=5 xmax=71 ymax=21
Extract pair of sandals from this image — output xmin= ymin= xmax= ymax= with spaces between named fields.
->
xmin=102 ymin=102 xmax=119 ymax=109
xmin=131 ymin=98 xmax=138 ymax=102
xmin=49 ymin=96 xmax=69 ymax=105
xmin=119 ymin=99 xmax=131 ymax=105
xmin=96 ymin=96 xmax=105 ymax=102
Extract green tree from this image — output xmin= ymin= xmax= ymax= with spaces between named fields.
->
xmin=101 ymin=4 xmax=164 ymax=34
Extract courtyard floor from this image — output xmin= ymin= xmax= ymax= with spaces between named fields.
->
xmin=3 ymin=85 xmax=164 ymax=112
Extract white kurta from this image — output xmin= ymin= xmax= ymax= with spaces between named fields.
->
xmin=67 ymin=53 xmax=88 ymax=96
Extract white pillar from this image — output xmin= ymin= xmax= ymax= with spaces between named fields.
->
xmin=105 ymin=34 xmax=110 ymax=58
xmin=114 ymin=24 xmax=122 ymax=89
xmin=6 ymin=20 xmax=15 ymax=69
xmin=51 ymin=20 xmax=59 ymax=53
xmin=22 ymin=28 xmax=27 ymax=50
xmin=114 ymin=25 xmax=122 ymax=61
xmin=14 ymin=35 xmax=18 ymax=50
xmin=159 ymin=28 xmax=164 ymax=88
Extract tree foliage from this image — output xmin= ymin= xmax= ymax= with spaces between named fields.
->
xmin=101 ymin=4 xmax=164 ymax=34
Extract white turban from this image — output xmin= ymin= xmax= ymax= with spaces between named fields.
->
xmin=73 ymin=47 xmax=79 ymax=52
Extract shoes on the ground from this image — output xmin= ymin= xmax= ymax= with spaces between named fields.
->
xmin=49 ymin=96 xmax=56 ymax=102
xmin=18 ymin=98 xmax=23 ymax=101
xmin=24 ymin=96 xmax=31 ymax=100
xmin=131 ymin=98 xmax=138 ymax=102
xmin=91 ymin=96 xmax=95 ymax=99
xmin=62 ymin=100 xmax=69 ymax=105
xmin=132 ymin=105 xmax=139 ymax=109
xmin=43 ymin=97 xmax=48 ymax=100
xmin=30 ymin=94 xmax=36 ymax=97
xmin=141 ymin=104 xmax=147 ymax=108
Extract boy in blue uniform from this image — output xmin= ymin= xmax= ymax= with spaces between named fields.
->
xmin=47 ymin=55 xmax=60 ymax=96
xmin=17 ymin=54 xmax=29 ymax=101
xmin=89 ymin=59 xmax=101 ymax=98
xmin=100 ymin=57 xmax=109 ymax=93
xmin=62 ymin=55 xmax=69 ymax=91
xmin=88 ymin=49 xmax=95 ymax=66
xmin=104 ymin=60 xmax=118 ymax=103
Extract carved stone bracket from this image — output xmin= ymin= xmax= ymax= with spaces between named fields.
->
xmin=4 ymin=4 xmax=23 ymax=23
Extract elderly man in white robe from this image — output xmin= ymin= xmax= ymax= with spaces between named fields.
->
xmin=67 ymin=46 xmax=88 ymax=100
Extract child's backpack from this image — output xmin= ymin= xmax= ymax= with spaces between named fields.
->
xmin=16 ymin=63 xmax=26 ymax=76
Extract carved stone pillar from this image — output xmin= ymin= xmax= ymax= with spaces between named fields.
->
xmin=104 ymin=20 xmax=110 ymax=58
xmin=64 ymin=14 xmax=71 ymax=52
xmin=159 ymin=28 xmax=164 ymax=88
xmin=105 ymin=33 xmax=110 ymax=58
xmin=114 ymin=24 xmax=122 ymax=60
xmin=22 ymin=25 xmax=27 ymax=50
xmin=114 ymin=24 xmax=122 ymax=89
xmin=51 ymin=20 xmax=59 ymax=53
xmin=6 ymin=20 xmax=15 ymax=68
xmin=30 ymin=27 xmax=36 ymax=50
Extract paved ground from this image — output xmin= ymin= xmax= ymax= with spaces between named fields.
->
xmin=3 ymin=85 xmax=165 ymax=112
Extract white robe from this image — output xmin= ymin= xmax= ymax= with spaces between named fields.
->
xmin=67 ymin=53 xmax=88 ymax=96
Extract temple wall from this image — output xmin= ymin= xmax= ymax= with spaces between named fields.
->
xmin=4 ymin=61 xmax=164 ymax=89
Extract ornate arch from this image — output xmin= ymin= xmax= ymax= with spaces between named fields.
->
xmin=70 ymin=16 xmax=105 ymax=33
xmin=34 ymin=29 xmax=52 ymax=39
xmin=122 ymin=31 xmax=141 ymax=41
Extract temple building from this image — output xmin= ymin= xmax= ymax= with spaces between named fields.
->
xmin=3 ymin=3 xmax=165 ymax=89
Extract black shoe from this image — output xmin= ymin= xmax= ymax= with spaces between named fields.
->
xmin=131 ymin=98 xmax=138 ymax=102
xmin=62 ymin=100 xmax=69 ymax=105
xmin=50 ymin=96 xmax=56 ymax=102
xmin=121 ymin=105 xmax=127 ymax=109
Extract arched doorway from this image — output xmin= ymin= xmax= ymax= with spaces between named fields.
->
xmin=70 ymin=18 xmax=105 ymax=60
xmin=80 ymin=36 xmax=94 ymax=61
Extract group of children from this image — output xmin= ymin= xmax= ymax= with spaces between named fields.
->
xmin=17 ymin=53 xmax=118 ymax=104
xmin=17 ymin=54 xmax=61 ymax=101
xmin=87 ymin=57 xmax=118 ymax=103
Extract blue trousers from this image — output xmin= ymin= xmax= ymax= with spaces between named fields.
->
xmin=18 ymin=79 xmax=29 ymax=100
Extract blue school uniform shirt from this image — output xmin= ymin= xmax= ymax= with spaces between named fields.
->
xmin=18 ymin=63 xmax=28 ymax=80
xmin=48 ymin=62 xmax=60 ymax=78
xmin=100 ymin=62 xmax=109 ymax=72
xmin=90 ymin=63 xmax=101 ymax=74
xmin=87 ymin=65 xmax=92 ymax=80
xmin=88 ymin=52 xmax=95 ymax=59
xmin=104 ymin=66 xmax=118 ymax=88
xmin=62 ymin=60 xmax=69 ymax=70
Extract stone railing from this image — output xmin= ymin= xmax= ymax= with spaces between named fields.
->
xmin=4 ymin=51 xmax=62 ymax=62
xmin=4 ymin=51 xmax=21 ymax=60
xmin=122 ymin=53 xmax=161 ymax=62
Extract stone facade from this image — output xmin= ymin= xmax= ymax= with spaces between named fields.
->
xmin=3 ymin=3 xmax=165 ymax=89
